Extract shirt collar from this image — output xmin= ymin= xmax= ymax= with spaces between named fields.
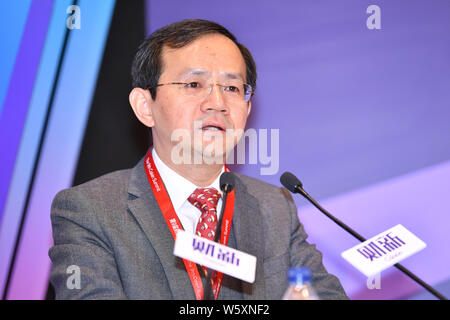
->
xmin=151 ymin=148 xmax=224 ymax=211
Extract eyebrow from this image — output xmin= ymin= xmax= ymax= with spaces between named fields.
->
xmin=222 ymin=72 xmax=244 ymax=81
xmin=177 ymin=69 xmax=209 ymax=78
xmin=177 ymin=69 xmax=245 ymax=81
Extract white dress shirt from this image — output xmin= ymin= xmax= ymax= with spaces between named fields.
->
xmin=151 ymin=148 xmax=224 ymax=234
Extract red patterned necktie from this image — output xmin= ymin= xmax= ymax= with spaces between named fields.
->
xmin=188 ymin=187 xmax=221 ymax=294
xmin=188 ymin=187 xmax=221 ymax=240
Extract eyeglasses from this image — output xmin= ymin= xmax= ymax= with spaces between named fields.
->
xmin=149 ymin=80 xmax=254 ymax=103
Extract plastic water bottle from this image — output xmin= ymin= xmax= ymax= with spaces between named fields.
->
xmin=282 ymin=267 xmax=319 ymax=300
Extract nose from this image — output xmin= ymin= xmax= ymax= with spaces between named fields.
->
xmin=200 ymin=84 xmax=229 ymax=114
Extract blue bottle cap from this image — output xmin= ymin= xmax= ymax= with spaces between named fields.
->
xmin=287 ymin=267 xmax=312 ymax=286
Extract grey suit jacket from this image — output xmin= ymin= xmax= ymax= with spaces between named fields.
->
xmin=48 ymin=157 xmax=348 ymax=300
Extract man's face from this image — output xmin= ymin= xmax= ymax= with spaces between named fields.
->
xmin=149 ymin=33 xmax=251 ymax=163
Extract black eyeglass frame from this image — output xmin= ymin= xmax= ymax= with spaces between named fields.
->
xmin=147 ymin=82 xmax=255 ymax=102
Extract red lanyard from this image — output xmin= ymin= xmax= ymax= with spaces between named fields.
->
xmin=143 ymin=149 xmax=235 ymax=300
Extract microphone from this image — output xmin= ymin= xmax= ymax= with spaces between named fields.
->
xmin=215 ymin=172 xmax=235 ymax=246
xmin=220 ymin=171 xmax=235 ymax=195
xmin=203 ymin=172 xmax=235 ymax=300
xmin=280 ymin=171 xmax=448 ymax=300
xmin=280 ymin=172 xmax=366 ymax=241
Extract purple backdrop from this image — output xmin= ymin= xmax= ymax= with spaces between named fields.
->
xmin=145 ymin=0 xmax=450 ymax=299
xmin=0 ymin=0 xmax=53 ymax=223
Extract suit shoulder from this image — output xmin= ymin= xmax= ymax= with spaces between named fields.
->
xmin=53 ymin=168 xmax=132 ymax=208
xmin=233 ymin=173 xmax=294 ymax=202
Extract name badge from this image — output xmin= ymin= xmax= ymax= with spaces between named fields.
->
xmin=173 ymin=230 xmax=257 ymax=283
xmin=341 ymin=224 xmax=426 ymax=277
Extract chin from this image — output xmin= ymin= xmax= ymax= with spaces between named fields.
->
xmin=192 ymin=145 xmax=228 ymax=165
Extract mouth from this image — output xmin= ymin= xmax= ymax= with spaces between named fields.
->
xmin=199 ymin=120 xmax=227 ymax=132
xmin=201 ymin=125 xmax=225 ymax=132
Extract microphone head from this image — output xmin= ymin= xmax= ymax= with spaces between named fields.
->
xmin=280 ymin=171 xmax=303 ymax=193
xmin=220 ymin=172 xmax=235 ymax=192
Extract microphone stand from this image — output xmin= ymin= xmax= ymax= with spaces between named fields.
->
xmin=296 ymin=186 xmax=447 ymax=300
xmin=203 ymin=184 xmax=232 ymax=300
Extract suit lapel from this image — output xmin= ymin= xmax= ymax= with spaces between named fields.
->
xmin=126 ymin=158 xmax=196 ymax=299
xmin=126 ymin=159 xmax=266 ymax=300
xmin=232 ymin=175 xmax=266 ymax=300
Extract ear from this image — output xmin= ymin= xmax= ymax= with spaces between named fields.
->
xmin=247 ymin=100 xmax=252 ymax=116
xmin=129 ymin=88 xmax=155 ymax=127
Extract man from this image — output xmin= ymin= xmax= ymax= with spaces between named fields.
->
xmin=49 ymin=19 xmax=348 ymax=300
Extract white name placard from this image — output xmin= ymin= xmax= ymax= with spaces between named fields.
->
xmin=341 ymin=224 xmax=426 ymax=277
xmin=173 ymin=230 xmax=257 ymax=283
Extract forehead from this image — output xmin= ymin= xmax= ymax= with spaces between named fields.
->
xmin=160 ymin=33 xmax=246 ymax=79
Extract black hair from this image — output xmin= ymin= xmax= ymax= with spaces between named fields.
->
xmin=131 ymin=19 xmax=257 ymax=100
